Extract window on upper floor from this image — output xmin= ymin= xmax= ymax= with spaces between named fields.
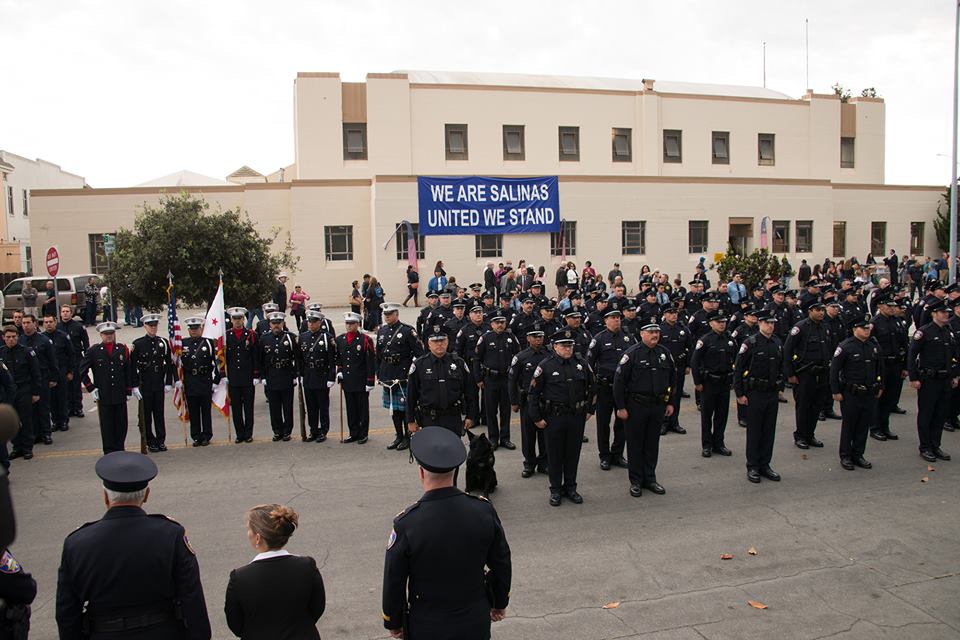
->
xmin=612 ymin=128 xmax=632 ymax=162
xmin=712 ymin=131 xmax=730 ymax=165
xmin=503 ymin=125 xmax=525 ymax=161
xmin=689 ymin=220 xmax=708 ymax=253
xmin=6 ymin=186 xmax=12 ymax=216
xmin=342 ymin=123 xmax=368 ymax=160
xmin=663 ymin=130 xmax=682 ymax=163
xmin=558 ymin=126 xmax=580 ymax=161
xmin=445 ymin=124 xmax=468 ymax=160
xmin=758 ymin=133 xmax=775 ymax=166
xmin=840 ymin=137 xmax=855 ymax=168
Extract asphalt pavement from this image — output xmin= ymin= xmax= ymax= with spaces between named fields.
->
xmin=6 ymin=307 xmax=960 ymax=639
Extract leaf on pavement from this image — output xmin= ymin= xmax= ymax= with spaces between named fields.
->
xmin=748 ymin=546 xmax=758 ymax=556
xmin=927 ymin=465 xmax=935 ymax=472
xmin=720 ymin=553 xmax=734 ymax=560
xmin=748 ymin=600 xmax=768 ymax=610
xmin=602 ymin=601 xmax=620 ymax=609
xmin=921 ymin=476 xmax=929 ymax=483
xmin=800 ymin=454 xmax=809 ymax=460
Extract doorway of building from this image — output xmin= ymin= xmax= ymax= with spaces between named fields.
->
xmin=728 ymin=218 xmax=753 ymax=256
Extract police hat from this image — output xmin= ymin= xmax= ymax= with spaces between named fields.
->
xmin=306 ymin=310 xmax=324 ymax=321
xmin=700 ymin=293 xmax=720 ymax=303
xmin=468 ymin=305 xmax=484 ymax=314
xmin=850 ymin=316 xmax=873 ymax=329
xmin=526 ymin=329 xmax=545 ymax=338
xmin=184 ymin=316 xmax=205 ymax=328
xmin=226 ymin=307 xmax=247 ymax=319
xmin=262 ymin=302 xmax=279 ymax=312
xmin=660 ymin=303 xmax=679 ymax=313
xmin=142 ymin=313 xmax=162 ymax=325
xmin=307 ymin=303 xmax=323 ymax=312
xmin=826 ymin=299 xmax=842 ymax=308
xmin=539 ymin=301 xmax=556 ymax=312
xmin=946 ymin=283 xmax=960 ymax=295
xmin=769 ymin=286 xmax=785 ymax=295
xmin=490 ymin=313 xmax=507 ymax=322
xmin=267 ymin=311 xmax=286 ymax=323
xmin=343 ymin=312 xmax=362 ymax=324
xmin=751 ymin=284 xmax=764 ymax=292
xmin=426 ymin=330 xmax=449 ymax=341
xmin=96 ymin=321 xmax=120 ymax=334
xmin=439 ymin=291 xmax=452 ymax=298
xmin=927 ymin=281 xmax=945 ymax=292
xmin=705 ymin=309 xmax=727 ymax=322
xmin=567 ymin=289 xmax=583 ymax=299
xmin=469 ymin=283 xmax=483 ymax=291
xmin=641 ymin=323 xmax=661 ymax=332
xmin=820 ymin=284 xmax=836 ymax=294
xmin=382 ymin=303 xmax=402 ymax=314
xmin=452 ymin=301 xmax=467 ymax=309
xmin=622 ymin=303 xmax=637 ymax=312
xmin=96 ymin=451 xmax=158 ymax=492
xmin=426 ymin=291 xmax=439 ymax=299
xmin=410 ymin=427 xmax=467 ymax=473
xmin=482 ymin=291 xmax=494 ymax=300
xmin=801 ymin=298 xmax=825 ymax=312
xmin=928 ymin=299 xmax=950 ymax=313
xmin=785 ymin=289 xmax=798 ymax=299
xmin=805 ymin=278 xmax=820 ymax=288
xmin=743 ymin=306 xmax=758 ymax=317
xmin=550 ymin=329 xmax=576 ymax=345
xmin=755 ymin=309 xmax=777 ymax=322
xmin=562 ymin=308 xmax=582 ymax=318
xmin=688 ymin=280 xmax=700 ymax=286
xmin=878 ymin=295 xmax=897 ymax=306
xmin=530 ymin=282 xmax=543 ymax=289
xmin=520 ymin=297 xmax=535 ymax=305
xmin=604 ymin=309 xmax=622 ymax=318
xmin=500 ymin=292 xmax=513 ymax=300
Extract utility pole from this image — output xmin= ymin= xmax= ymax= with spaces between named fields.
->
xmin=951 ymin=0 xmax=959 ymax=284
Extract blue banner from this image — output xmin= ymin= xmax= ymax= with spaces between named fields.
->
xmin=417 ymin=176 xmax=560 ymax=235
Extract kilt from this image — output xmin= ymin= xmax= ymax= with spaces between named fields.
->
xmin=381 ymin=381 xmax=407 ymax=411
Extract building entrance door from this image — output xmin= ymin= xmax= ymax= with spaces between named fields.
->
xmin=728 ymin=219 xmax=753 ymax=256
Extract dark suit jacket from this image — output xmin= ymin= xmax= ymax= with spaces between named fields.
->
xmin=224 ymin=554 xmax=325 ymax=640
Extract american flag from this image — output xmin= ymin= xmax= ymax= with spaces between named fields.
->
xmin=167 ymin=276 xmax=189 ymax=422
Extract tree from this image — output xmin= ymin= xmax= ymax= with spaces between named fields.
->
xmin=832 ymin=83 xmax=851 ymax=103
xmin=106 ymin=191 xmax=299 ymax=310
xmin=715 ymin=247 xmax=792 ymax=289
xmin=934 ymin=184 xmax=958 ymax=253
xmin=860 ymin=87 xmax=879 ymax=98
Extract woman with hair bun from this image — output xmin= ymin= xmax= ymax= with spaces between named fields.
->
xmin=225 ymin=504 xmax=326 ymax=639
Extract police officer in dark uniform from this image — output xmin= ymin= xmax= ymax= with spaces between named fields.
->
xmin=561 ymin=307 xmax=592 ymax=358
xmin=508 ymin=330 xmax=549 ymax=478
xmin=58 ymin=304 xmax=89 ymax=419
xmin=637 ymin=290 xmax=660 ymax=328
xmin=260 ymin=311 xmax=300 ymax=442
xmin=507 ymin=298 xmax=539 ymax=342
xmin=913 ymin=281 xmax=945 ymax=329
xmin=306 ymin=303 xmax=336 ymax=337
xmin=2 ymin=326 xmax=40 ymax=461
xmin=870 ymin=296 xmax=907 ymax=441
xmin=455 ymin=306 xmax=489 ymax=425
xmin=690 ymin=309 xmax=736 ymax=457
xmin=659 ymin=303 xmax=691 ymax=435
xmin=56 ymin=451 xmax=211 ymax=639
xmin=820 ymin=300 xmax=846 ymax=421
xmin=225 ymin=307 xmax=258 ymax=443
xmin=490 ymin=292 xmax=516 ymax=326
xmin=730 ymin=306 xmax=759 ymax=428
xmin=299 ymin=309 xmax=337 ymax=443
xmin=424 ymin=292 xmax=455 ymax=336
xmin=613 ymin=322 xmax=676 ymax=497
xmin=480 ymin=291 xmax=497 ymax=318
xmin=80 ymin=322 xmax=132 ymax=454
xmin=442 ymin=301 xmax=467 ymax=344
xmin=907 ymin=299 xmax=956 ymax=462
xmin=945 ymin=298 xmax=960 ymax=432
xmin=376 ymin=303 xmax=422 ymax=451
xmin=42 ymin=312 xmax=75 ymax=434
xmin=0 ymin=544 xmax=36 ymax=640
xmin=764 ymin=287 xmax=791 ymax=344
xmin=784 ymin=298 xmax=833 ymax=450
xmin=178 ymin=316 xmax=221 ymax=447
xmin=585 ymin=297 xmax=609 ymax=335
xmin=734 ymin=309 xmax=784 ymax=483
xmin=587 ymin=309 xmax=636 ymax=470
xmin=621 ymin=303 xmax=643 ymax=338
xmin=19 ymin=314 xmax=56 ymax=446
xmin=381 ymin=427 xmax=511 ymax=640
xmin=475 ymin=315 xmax=520 ymax=450
xmin=335 ymin=312 xmax=376 ymax=444
xmin=130 ymin=313 xmax=174 ymax=452
xmin=255 ymin=302 xmax=281 ymax=337
xmin=537 ymin=301 xmax=563 ymax=339
xmin=520 ymin=282 xmax=548 ymax=308
xmin=416 ymin=292 xmax=440 ymax=339
xmin=407 ymin=331 xmax=476 ymax=436
xmin=830 ymin=316 xmax=882 ymax=471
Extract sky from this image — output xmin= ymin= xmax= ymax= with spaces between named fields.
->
xmin=0 ymin=1 xmax=954 ymax=187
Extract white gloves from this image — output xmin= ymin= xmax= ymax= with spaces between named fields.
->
xmin=92 ymin=388 xmax=100 ymax=402
xmin=223 ymin=377 xmax=229 ymax=385
xmin=252 ymin=378 xmax=261 ymax=386
xmin=175 ymin=381 xmax=183 ymax=390
xmin=336 ymin=372 xmax=343 ymax=382
xmin=293 ymin=378 xmax=299 ymax=387
xmin=211 ymin=383 xmax=217 ymax=393
xmin=131 ymin=387 xmax=142 ymax=401
xmin=365 ymin=384 xmax=375 ymax=393
xmin=164 ymin=385 xmax=173 ymax=393
xmin=326 ymin=381 xmax=335 ymax=389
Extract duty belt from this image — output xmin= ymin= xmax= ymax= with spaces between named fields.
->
xmin=189 ymin=368 xmax=210 ymax=376
xmin=420 ymin=403 xmax=463 ymax=419
xmin=920 ymin=368 xmax=951 ymax=380
xmin=88 ymin=610 xmax=177 ymax=633
xmin=384 ymin=354 xmax=404 ymax=365
xmin=746 ymin=379 xmax=779 ymax=392
xmin=844 ymin=383 xmax=880 ymax=395
xmin=543 ymin=400 xmax=587 ymax=415
xmin=629 ymin=392 xmax=668 ymax=406
xmin=273 ymin=360 xmax=292 ymax=369
xmin=705 ymin=372 xmax=732 ymax=382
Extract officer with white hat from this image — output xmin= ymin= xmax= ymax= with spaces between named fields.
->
xmin=306 ymin=303 xmax=336 ymax=337
xmin=226 ymin=307 xmax=258 ymax=443
xmin=79 ymin=321 xmax=132 ymax=454
xmin=256 ymin=302 xmax=282 ymax=337
xmin=335 ymin=312 xmax=376 ymax=443
xmin=258 ymin=311 xmax=300 ymax=441
xmin=179 ymin=317 xmax=221 ymax=446
xmin=130 ymin=313 xmax=174 ymax=452
xmin=300 ymin=309 xmax=336 ymax=441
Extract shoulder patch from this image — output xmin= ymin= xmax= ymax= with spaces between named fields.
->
xmin=834 ymin=347 xmax=842 ymax=357
xmin=695 ymin=340 xmax=704 ymax=350
xmin=465 ymin=492 xmax=490 ymax=502
xmin=533 ymin=366 xmax=543 ymax=378
xmin=739 ymin=343 xmax=748 ymax=355
xmin=913 ymin=330 xmax=923 ymax=340
xmin=619 ymin=354 xmax=629 ymax=365
xmin=589 ymin=339 xmax=596 ymax=349
xmin=408 ymin=362 xmax=416 ymax=374
xmin=183 ymin=533 xmax=196 ymax=555
xmin=0 ymin=550 xmax=22 ymax=574
xmin=386 ymin=528 xmax=397 ymax=549
xmin=790 ymin=326 xmax=801 ymax=336
xmin=510 ymin=355 xmax=518 ymax=366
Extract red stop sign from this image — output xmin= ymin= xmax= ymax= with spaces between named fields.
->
xmin=46 ymin=246 xmax=60 ymax=277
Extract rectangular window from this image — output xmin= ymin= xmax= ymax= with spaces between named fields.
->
xmin=558 ymin=126 xmax=580 ymax=161
xmin=24 ymin=246 xmax=31 ymax=274
xmin=663 ymin=129 xmax=682 ymax=163
xmin=21 ymin=189 xmax=27 ymax=216
xmin=772 ymin=220 xmax=790 ymax=253
xmin=796 ymin=220 xmax=813 ymax=253
xmin=611 ymin=128 xmax=632 ymax=162
xmin=840 ymin=137 xmax=855 ymax=168
xmin=396 ymin=223 xmax=425 ymax=260
xmin=758 ymin=133 xmax=775 ymax=166
xmin=689 ymin=220 xmax=708 ymax=254
xmin=445 ymin=124 xmax=468 ymax=160
xmin=910 ymin=221 xmax=925 ymax=255
xmin=475 ymin=234 xmax=503 ymax=258
xmin=6 ymin=186 xmax=13 ymax=216
xmin=342 ymin=123 xmax=367 ymax=160
xmin=871 ymin=221 xmax=886 ymax=256
xmin=324 ymin=225 xmax=353 ymax=261
xmin=712 ymin=131 xmax=730 ymax=164
xmin=833 ymin=221 xmax=846 ymax=257
xmin=550 ymin=221 xmax=577 ymax=256
xmin=88 ymin=233 xmax=114 ymax=274
xmin=621 ymin=221 xmax=646 ymax=255
xmin=503 ymin=125 xmax=525 ymax=160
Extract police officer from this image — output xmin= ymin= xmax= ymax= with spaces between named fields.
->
xmin=335 ymin=312 xmax=376 ymax=444
xmin=417 ymin=292 xmax=440 ymax=338
xmin=508 ymin=330 xmax=549 ymax=477
xmin=2 ymin=325 xmax=40 ymax=462
xmin=784 ymin=298 xmax=833 ymax=450
xmin=179 ymin=317 xmax=220 ymax=447
xmin=489 ymin=292 xmax=516 ymax=326
xmin=299 ymin=309 xmax=337 ymax=443
xmin=225 ymin=307 xmax=258 ymax=443
xmin=41 ymin=312 xmax=75 ymax=434
xmin=587 ymin=309 xmax=636 ymax=470
xmin=907 ymin=299 xmax=956 ymax=463
xmin=613 ymin=322 xmax=676 ymax=497
xmin=306 ymin=303 xmax=336 ymax=337
xmin=913 ymin=281 xmax=945 ymax=329
xmin=527 ymin=329 xmax=595 ymax=506
xmin=508 ymin=298 xmax=539 ymax=342
xmin=730 ymin=306 xmax=759 ymax=428
xmin=260 ymin=311 xmax=300 ymax=442
xmin=19 ymin=314 xmax=56 ymax=446
xmin=820 ymin=300 xmax=846 ymax=421
xmin=690 ymin=309 xmax=736 ymax=457
xmin=734 ymin=310 xmax=784 ymax=483
xmin=830 ymin=317 xmax=882 ymax=471
xmin=56 ymin=451 xmax=211 ymax=639
xmin=381 ymin=427 xmax=511 ymax=639
xmin=585 ymin=297 xmax=610 ymax=335
xmin=424 ymin=292 xmax=455 ymax=336
xmin=58 ymin=304 xmax=89 ymax=419
xmin=764 ymin=287 xmax=791 ymax=344
xmin=376 ymin=303 xmax=422 ymax=450
xmin=621 ymin=303 xmax=643 ymax=338
xmin=871 ymin=296 xmax=908 ymax=441
xmin=659 ymin=303 xmax=692 ymax=435
xmin=537 ymin=301 xmax=563 ymax=339
xmin=0 ymin=544 xmax=36 ymax=640
xmin=561 ymin=307 xmax=592 ymax=358
xmin=131 ymin=313 xmax=174 ymax=452
xmin=474 ymin=315 xmax=519 ymax=450
xmin=407 ymin=331 xmax=476 ymax=435
xmin=443 ymin=301 xmax=467 ymax=343
xmin=455 ymin=305 xmax=489 ymax=425
xmin=256 ymin=302 xmax=281 ymax=336
xmin=637 ymin=290 xmax=660 ymax=329
xmin=80 ymin=322 xmax=132 ymax=454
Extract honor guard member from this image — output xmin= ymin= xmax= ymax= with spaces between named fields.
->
xmin=734 ymin=310 xmax=784 ymax=483
xmin=259 ymin=311 xmax=300 ymax=442
xmin=730 ymin=306 xmax=759 ymax=427
xmin=130 ymin=314 xmax=174 ymax=452
xmin=508 ymin=330 xmax=549 ymax=477
xmin=830 ymin=316 xmax=882 ymax=471
xmin=443 ymin=301 xmax=467 ymax=343
xmin=416 ymin=292 xmax=440 ymax=339
xmin=19 ymin=314 xmax=57 ymax=445
xmin=0 ymin=544 xmax=37 ymax=640
xmin=561 ymin=307 xmax=592 ymax=359
xmin=407 ymin=329 xmax=476 ymax=435
xmin=381 ymin=427 xmax=511 ymax=640
xmin=527 ymin=329 xmax=595 ymax=506
xmin=377 ymin=303 xmax=422 ymax=451
xmin=225 ymin=307 xmax=258 ymax=443
xmin=821 ymin=301 xmax=847 ymax=420
xmin=2 ymin=325 xmax=41 ymax=461
xmin=55 ymin=452 xmax=211 ymax=640
xmin=179 ymin=317 xmax=221 ymax=447
xmin=690 ymin=309 xmax=736 ymax=457
xmin=474 ymin=315 xmax=520 ymax=450
xmin=300 ymin=309 xmax=338 ymax=442
xmin=80 ymin=322 xmax=131 ymax=454
xmin=784 ymin=298 xmax=833 ymax=450
xmin=907 ymin=299 xmax=956 ymax=462
xmin=42 ymin=313 xmax=76 ymax=433
xmin=871 ymin=296 xmax=908 ymax=441
xmin=658 ymin=303 xmax=692 ymax=435
xmin=613 ymin=322 xmax=676 ymax=497
xmin=306 ymin=303 xmax=336 ymax=337
xmin=508 ymin=298 xmax=539 ymax=342
xmin=335 ymin=312 xmax=376 ymax=443
xmin=59 ymin=304 xmax=89 ymax=418
xmin=256 ymin=302 xmax=281 ymax=336
xmin=587 ymin=309 xmax=637 ymax=470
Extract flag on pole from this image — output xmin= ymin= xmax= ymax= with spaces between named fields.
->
xmin=559 ymin=219 xmax=567 ymax=262
xmin=166 ymin=274 xmax=188 ymax=423
xmin=404 ymin=220 xmax=419 ymax=271
xmin=203 ymin=274 xmax=229 ymax=418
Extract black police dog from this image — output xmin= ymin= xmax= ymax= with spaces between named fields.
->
xmin=465 ymin=430 xmax=498 ymax=498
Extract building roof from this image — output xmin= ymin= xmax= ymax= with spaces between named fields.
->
xmin=227 ymin=165 xmax=265 ymax=179
xmin=136 ymin=170 xmax=232 ymax=187
xmin=397 ymin=70 xmax=795 ymax=100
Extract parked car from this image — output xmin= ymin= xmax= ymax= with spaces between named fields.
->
xmin=2 ymin=274 xmax=99 ymax=322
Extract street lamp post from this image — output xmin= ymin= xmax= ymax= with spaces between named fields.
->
xmin=951 ymin=0 xmax=959 ymax=284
